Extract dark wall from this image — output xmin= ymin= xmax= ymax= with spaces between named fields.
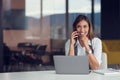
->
xmin=101 ymin=0 xmax=120 ymax=39
xmin=0 ymin=0 xmax=4 ymax=72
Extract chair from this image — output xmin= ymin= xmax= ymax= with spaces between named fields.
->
xmin=20 ymin=45 xmax=47 ymax=66
xmin=31 ymin=45 xmax=47 ymax=55
xmin=98 ymin=52 xmax=107 ymax=69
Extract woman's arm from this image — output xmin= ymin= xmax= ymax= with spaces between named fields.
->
xmin=68 ymin=31 xmax=78 ymax=56
xmin=88 ymin=38 xmax=102 ymax=70
xmin=85 ymin=44 xmax=99 ymax=70
xmin=87 ymin=53 xmax=99 ymax=70
xmin=68 ymin=44 xmax=75 ymax=56
xmin=82 ymin=38 xmax=102 ymax=70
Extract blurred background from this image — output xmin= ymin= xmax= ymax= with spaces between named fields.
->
xmin=0 ymin=0 xmax=120 ymax=72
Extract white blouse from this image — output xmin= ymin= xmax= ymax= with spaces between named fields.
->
xmin=65 ymin=37 xmax=102 ymax=65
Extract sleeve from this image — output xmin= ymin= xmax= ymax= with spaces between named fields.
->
xmin=65 ymin=39 xmax=70 ymax=56
xmin=92 ymin=38 xmax=102 ymax=65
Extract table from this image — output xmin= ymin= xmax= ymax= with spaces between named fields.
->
xmin=0 ymin=70 xmax=120 ymax=80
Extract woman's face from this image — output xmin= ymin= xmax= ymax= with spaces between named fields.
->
xmin=76 ymin=20 xmax=89 ymax=37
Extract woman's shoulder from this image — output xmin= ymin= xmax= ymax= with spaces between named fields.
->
xmin=92 ymin=37 xmax=101 ymax=43
xmin=65 ymin=39 xmax=70 ymax=44
xmin=65 ymin=39 xmax=71 ymax=48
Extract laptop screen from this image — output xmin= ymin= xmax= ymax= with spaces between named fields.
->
xmin=53 ymin=56 xmax=89 ymax=74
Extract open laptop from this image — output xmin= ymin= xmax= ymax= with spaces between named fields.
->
xmin=53 ymin=55 xmax=89 ymax=74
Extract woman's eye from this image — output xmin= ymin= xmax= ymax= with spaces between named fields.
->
xmin=83 ymin=25 xmax=88 ymax=28
xmin=77 ymin=25 xmax=81 ymax=28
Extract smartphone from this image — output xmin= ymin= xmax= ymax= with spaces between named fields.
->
xmin=73 ymin=28 xmax=78 ymax=41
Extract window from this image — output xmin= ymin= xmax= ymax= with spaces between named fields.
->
xmin=3 ymin=0 xmax=101 ymax=52
xmin=68 ymin=0 xmax=92 ymax=38
xmin=43 ymin=0 xmax=66 ymax=40
xmin=25 ymin=0 xmax=41 ymax=39
xmin=94 ymin=0 xmax=101 ymax=37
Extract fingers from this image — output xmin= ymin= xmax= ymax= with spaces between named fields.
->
xmin=70 ymin=31 xmax=79 ymax=45
xmin=71 ymin=31 xmax=78 ymax=39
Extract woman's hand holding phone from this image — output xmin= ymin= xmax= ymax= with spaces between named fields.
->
xmin=69 ymin=31 xmax=78 ymax=56
xmin=70 ymin=31 xmax=78 ymax=45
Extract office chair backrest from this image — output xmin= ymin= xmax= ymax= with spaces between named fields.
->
xmin=37 ymin=45 xmax=47 ymax=51
xmin=98 ymin=52 xmax=107 ymax=69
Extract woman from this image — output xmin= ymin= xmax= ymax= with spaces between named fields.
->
xmin=65 ymin=15 xmax=102 ymax=70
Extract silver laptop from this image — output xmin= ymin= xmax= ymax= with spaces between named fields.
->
xmin=53 ymin=56 xmax=89 ymax=74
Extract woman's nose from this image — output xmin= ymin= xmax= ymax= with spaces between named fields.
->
xmin=80 ymin=27 xmax=84 ymax=31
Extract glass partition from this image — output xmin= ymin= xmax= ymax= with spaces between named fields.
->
xmin=2 ymin=0 xmax=101 ymax=72
xmin=43 ymin=0 xmax=66 ymax=51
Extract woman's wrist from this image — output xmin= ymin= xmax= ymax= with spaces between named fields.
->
xmin=69 ymin=43 xmax=75 ymax=56
xmin=86 ymin=50 xmax=92 ymax=54
xmin=85 ymin=45 xmax=92 ymax=54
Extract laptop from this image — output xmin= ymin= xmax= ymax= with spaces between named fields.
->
xmin=53 ymin=55 xmax=89 ymax=74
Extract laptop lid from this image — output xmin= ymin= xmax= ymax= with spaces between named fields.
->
xmin=53 ymin=56 xmax=89 ymax=74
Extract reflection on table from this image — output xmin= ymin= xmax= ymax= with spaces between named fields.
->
xmin=0 ymin=71 xmax=120 ymax=80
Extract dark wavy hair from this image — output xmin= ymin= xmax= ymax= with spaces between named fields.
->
xmin=73 ymin=15 xmax=94 ymax=40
